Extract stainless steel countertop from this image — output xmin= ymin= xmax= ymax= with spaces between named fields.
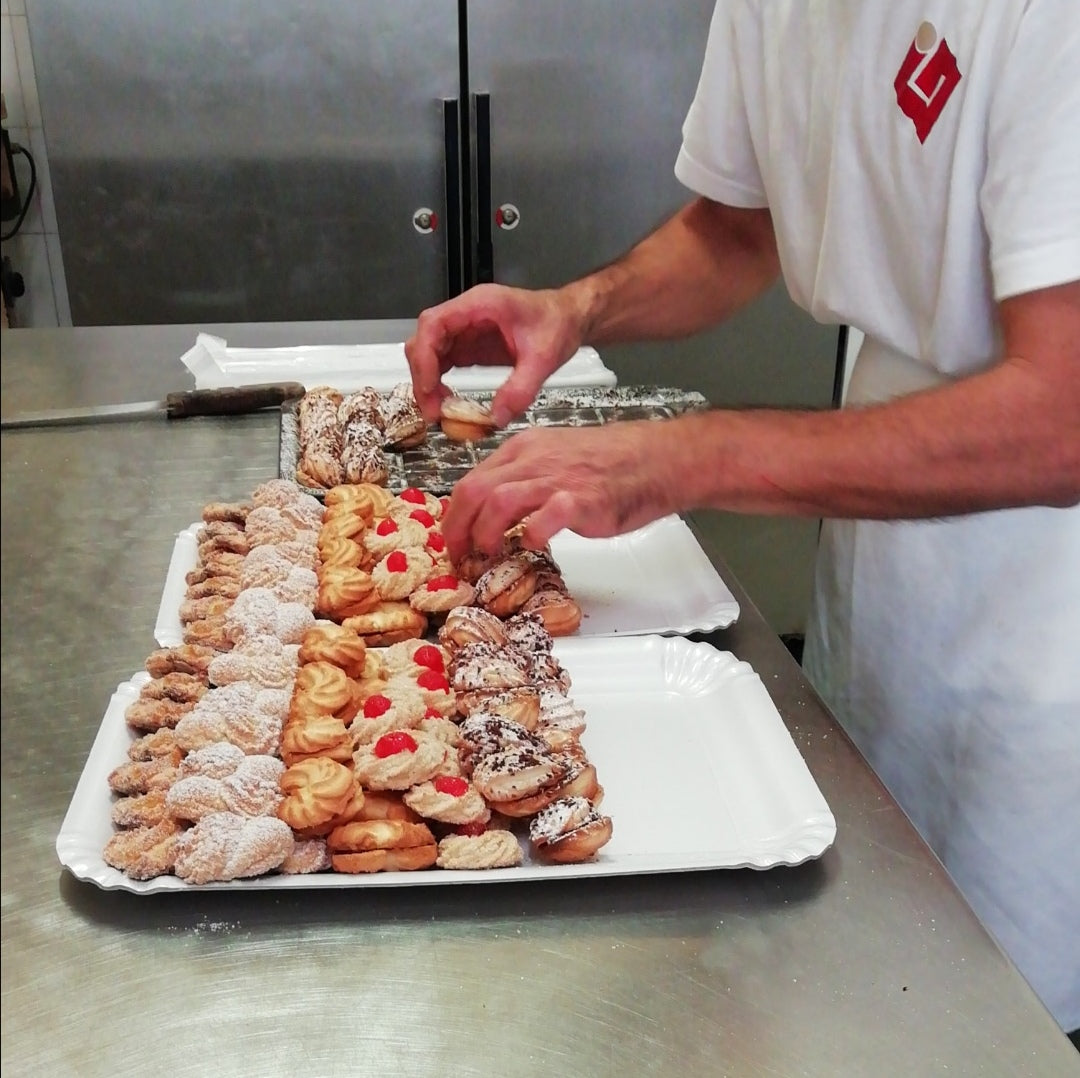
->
xmin=2 ymin=322 xmax=1075 ymax=1077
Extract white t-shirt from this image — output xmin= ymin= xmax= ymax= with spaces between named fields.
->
xmin=675 ymin=0 xmax=1080 ymax=1029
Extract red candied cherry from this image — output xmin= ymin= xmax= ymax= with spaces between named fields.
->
xmin=386 ymin=550 xmax=408 ymax=573
xmin=426 ymin=532 xmax=446 ymax=553
xmin=400 ymin=487 xmax=426 ymax=505
xmin=413 ymin=644 xmax=445 ymax=672
xmin=423 ymin=706 xmax=443 ymax=720
xmin=426 ymin=574 xmax=460 ymax=592
xmin=409 ymin=509 xmax=436 ymax=528
xmin=439 ymin=497 xmax=451 ymax=514
xmin=416 ymin=669 xmax=450 ymax=693
xmin=374 ymin=731 xmax=418 ymax=757
xmin=363 ymin=694 xmax=393 ymax=719
xmin=434 ymin=775 xmax=469 ymax=797
xmin=376 ymin=518 xmax=399 ymax=536
xmin=454 ymin=819 xmax=489 ymax=837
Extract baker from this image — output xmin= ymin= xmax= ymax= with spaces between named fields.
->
xmin=405 ymin=1 xmax=1080 ymax=1038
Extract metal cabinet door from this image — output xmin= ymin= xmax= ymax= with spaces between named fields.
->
xmin=465 ymin=0 xmax=717 ymax=289
xmin=27 ymin=0 xmax=460 ymax=324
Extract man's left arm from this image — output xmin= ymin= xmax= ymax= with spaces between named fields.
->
xmin=667 ymin=280 xmax=1080 ymax=521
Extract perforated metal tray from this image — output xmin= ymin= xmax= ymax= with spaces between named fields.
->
xmin=279 ymin=386 xmax=709 ymax=496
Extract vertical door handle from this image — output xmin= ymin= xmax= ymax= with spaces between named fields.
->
xmin=442 ymin=98 xmax=463 ymax=299
xmin=473 ymin=92 xmax=494 ymax=284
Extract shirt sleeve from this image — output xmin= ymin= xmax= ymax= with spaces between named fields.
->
xmin=674 ymin=1 xmax=769 ymax=208
xmin=981 ymin=0 xmax=1080 ymax=300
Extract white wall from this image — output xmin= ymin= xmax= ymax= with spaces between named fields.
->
xmin=1 ymin=0 xmax=70 ymax=326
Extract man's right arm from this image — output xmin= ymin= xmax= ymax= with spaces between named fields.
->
xmin=406 ymin=196 xmax=781 ymax=424
xmin=561 ymin=196 xmax=781 ymax=348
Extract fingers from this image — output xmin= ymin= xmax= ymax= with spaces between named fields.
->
xmin=490 ymin=365 xmax=548 ymax=427
xmin=516 ymin=490 xmax=580 ymax=550
xmin=443 ymin=454 xmax=549 ymax=562
xmin=408 ymin=284 xmax=581 ymax=427
xmin=441 ymin=428 xmax=619 ymax=562
xmin=405 ymin=309 xmax=453 ymax=423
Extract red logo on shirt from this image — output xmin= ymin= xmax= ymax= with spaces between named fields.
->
xmin=894 ymin=22 xmax=961 ymax=143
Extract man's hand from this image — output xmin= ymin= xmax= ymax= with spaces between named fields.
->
xmin=404 ymin=284 xmax=583 ymax=427
xmin=440 ymin=420 xmax=683 ymax=562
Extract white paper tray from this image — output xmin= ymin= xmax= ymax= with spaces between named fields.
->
xmin=56 ymin=635 xmax=836 ymax=892
xmin=154 ymin=515 xmax=740 ymax=647
xmin=180 ymin=332 xmax=617 ymax=392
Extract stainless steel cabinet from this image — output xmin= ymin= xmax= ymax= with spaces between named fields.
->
xmin=29 ymin=0 xmax=462 ymax=322
xmin=30 ymin=1 xmax=724 ymax=323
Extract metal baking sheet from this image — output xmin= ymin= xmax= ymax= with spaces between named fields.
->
xmin=279 ymin=385 xmax=709 ymax=496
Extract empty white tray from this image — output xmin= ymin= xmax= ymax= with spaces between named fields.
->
xmin=181 ymin=333 xmax=617 ymax=392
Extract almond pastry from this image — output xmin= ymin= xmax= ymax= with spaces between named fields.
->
xmin=276 ymin=757 xmax=356 ymax=831
xmin=320 ymin=536 xmax=365 ymax=570
xmin=178 ymin=595 xmax=232 ymax=624
xmin=173 ymin=811 xmax=296 ymax=884
xmin=103 ymin=818 xmax=184 ymax=880
xmin=520 ymin=588 xmax=584 ymax=637
xmin=107 ymin=754 xmax=183 ymax=796
xmin=402 ymin=777 xmax=490 ymax=826
xmin=341 ymin=443 xmax=389 ymax=486
xmin=279 ymin=837 xmax=332 ymax=874
xmin=297 ymin=624 xmax=368 ymax=678
xmin=165 ymin=755 xmax=286 ymax=821
xmin=371 ymin=547 xmax=432 ymax=601
xmin=181 ymin=617 xmax=232 ymax=652
xmin=439 ymin=394 xmax=499 ymax=443
xmin=173 ymin=683 xmax=288 ymax=756
xmin=202 ymin=501 xmax=252 ymax=525
xmin=315 ymin=565 xmax=378 ymax=619
xmin=184 ymin=576 xmax=243 ymax=600
xmin=326 ymin=818 xmax=436 ymax=854
xmin=352 ymin=729 xmax=449 ymax=790
xmin=127 ymin=728 xmax=183 ymax=761
xmin=252 ymin=478 xmax=309 ymax=509
xmin=293 ymin=660 xmax=354 ymax=714
xmin=319 ymin=510 xmax=369 ymax=547
xmin=337 ymin=388 xmax=383 ymax=429
xmin=492 ymin=761 xmax=599 ymax=818
xmin=244 ymin=505 xmax=301 ymax=547
xmin=138 ymin=672 xmax=208 ymax=704
xmin=392 ymin=487 xmax=444 ymax=520
xmin=470 ymin=748 xmax=567 ymax=804
xmin=280 ymin=713 xmax=352 ymax=765
xmin=438 ymin=606 xmax=509 ymax=651
xmin=343 ymin=601 xmax=428 ymax=647
xmin=408 ymin=573 xmax=476 ymax=614
xmin=208 ymin=633 xmax=299 ymax=689
xmin=361 ymin=517 xmax=429 ymax=559
xmin=111 ymin=789 xmax=169 ymax=829
xmin=378 ymin=385 xmax=427 ymax=449
xmin=124 ymin=696 xmax=195 ymax=733
xmin=436 ymin=831 xmax=523 ymax=871
xmin=330 ymin=847 xmax=438 ymax=873
xmin=528 ymin=796 xmax=613 ymax=863
xmin=348 ymin=687 xmax=427 ymax=745
xmin=327 ymin=816 xmax=438 ymax=872
xmin=473 ymin=553 xmax=539 ymax=618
